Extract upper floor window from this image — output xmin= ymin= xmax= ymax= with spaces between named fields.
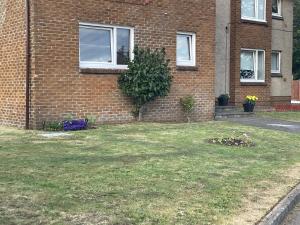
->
xmin=240 ymin=49 xmax=265 ymax=82
xmin=241 ymin=0 xmax=266 ymax=22
xmin=79 ymin=23 xmax=134 ymax=69
xmin=272 ymin=0 xmax=282 ymax=17
xmin=272 ymin=51 xmax=281 ymax=74
xmin=176 ymin=32 xmax=196 ymax=67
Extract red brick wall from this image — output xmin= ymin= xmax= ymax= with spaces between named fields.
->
xmin=29 ymin=0 xmax=216 ymax=128
xmin=230 ymin=0 xmax=272 ymax=106
xmin=292 ymin=80 xmax=300 ymax=101
xmin=0 ymin=0 xmax=27 ymax=128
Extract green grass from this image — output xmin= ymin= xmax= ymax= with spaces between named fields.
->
xmin=1 ymin=122 xmax=300 ymax=225
xmin=257 ymin=111 xmax=300 ymax=122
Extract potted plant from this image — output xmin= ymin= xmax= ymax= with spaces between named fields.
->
xmin=217 ymin=94 xmax=230 ymax=106
xmin=243 ymin=95 xmax=258 ymax=112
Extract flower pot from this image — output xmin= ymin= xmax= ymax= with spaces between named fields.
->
xmin=218 ymin=97 xmax=229 ymax=106
xmin=243 ymin=103 xmax=255 ymax=112
xmin=63 ymin=119 xmax=88 ymax=131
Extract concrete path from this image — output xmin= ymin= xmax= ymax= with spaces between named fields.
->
xmin=226 ymin=117 xmax=300 ymax=133
xmin=281 ymin=203 xmax=300 ymax=225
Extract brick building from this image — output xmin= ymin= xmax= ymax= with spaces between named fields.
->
xmin=0 ymin=0 xmax=294 ymax=129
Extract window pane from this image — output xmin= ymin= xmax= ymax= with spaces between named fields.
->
xmin=117 ymin=28 xmax=130 ymax=65
xmin=272 ymin=0 xmax=278 ymax=14
xmin=80 ymin=27 xmax=112 ymax=63
xmin=177 ymin=35 xmax=191 ymax=61
xmin=258 ymin=0 xmax=265 ymax=20
xmin=272 ymin=53 xmax=279 ymax=71
xmin=257 ymin=51 xmax=265 ymax=80
xmin=241 ymin=0 xmax=255 ymax=18
xmin=240 ymin=51 xmax=255 ymax=79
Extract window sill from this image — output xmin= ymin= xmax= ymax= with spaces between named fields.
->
xmin=176 ymin=66 xmax=199 ymax=71
xmin=271 ymin=73 xmax=283 ymax=77
xmin=241 ymin=19 xmax=268 ymax=26
xmin=79 ymin=68 xmax=127 ymax=75
xmin=272 ymin=15 xmax=283 ymax=20
xmin=240 ymin=82 xmax=267 ymax=86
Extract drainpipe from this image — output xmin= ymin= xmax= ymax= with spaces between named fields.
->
xmin=25 ymin=0 xmax=30 ymax=129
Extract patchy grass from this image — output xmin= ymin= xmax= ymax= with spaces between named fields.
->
xmin=1 ymin=122 xmax=300 ymax=225
xmin=257 ymin=111 xmax=300 ymax=122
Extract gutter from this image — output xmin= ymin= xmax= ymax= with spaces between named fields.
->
xmin=25 ymin=0 xmax=30 ymax=129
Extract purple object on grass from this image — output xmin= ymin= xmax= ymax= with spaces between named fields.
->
xmin=63 ymin=119 xmax=88 ymax=131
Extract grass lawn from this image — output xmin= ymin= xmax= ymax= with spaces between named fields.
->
xmin=257 ymin=111 xmax=300 ymax=122
xmin=1 ymin=122 xmax=300 ymax=225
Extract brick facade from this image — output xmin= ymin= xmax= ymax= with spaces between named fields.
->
xmin=229 ymin=0 xmax=272 ymax=106
xmin=1 ymin=0 xmax=292 ymax=129
xmin=0 ymin=0 xmax=27 ymax=127
xmin=26 ymin=0 xmax=216 ymax=128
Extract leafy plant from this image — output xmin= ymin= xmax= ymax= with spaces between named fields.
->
xmin=118 ymin=46 xmax=172 ymax=121
xmin=208 ymin=131 xmax=255 ymax=147
xmin=217 ymin=94 xmax=230 ymax=106
xmin=42 ymin=121 xmax=63 ymax=131
xmin=293 ymin=0 xmax=300 ymax=80
xmin=244 ymin=95 xmax=258 ymax=105
xmin=85 ymin=115 xmax=97 ymax=129
xmin=180 ymin=95 xmax=196 ymax=123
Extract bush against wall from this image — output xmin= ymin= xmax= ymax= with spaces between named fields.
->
xmin=118 ymin=46 xmax=172 ymax=120
xmin=293 ymin=0 xmax=300 ymax=80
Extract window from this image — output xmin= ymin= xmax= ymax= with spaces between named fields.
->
xmin=272 ymin=51 xmax=281 ymax=74
xmin=241 ymin=0 xmax=266 ymax=22
xmin=79 ymin=23 xmax=134 ymax=69
xmin=240 ymin=49 xmax=265 ymax=82
xmin=176 ymin=32 xmax=196 ymax=66
xmin=272 ymin=0 xmax=282 ymax=16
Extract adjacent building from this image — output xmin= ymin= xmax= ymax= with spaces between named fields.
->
xmin=216 ymin=0 xmax=294 ymax=106
xmin=0 ymin=0 xmax=294 ymax=128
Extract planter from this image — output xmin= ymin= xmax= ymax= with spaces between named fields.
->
xmin=243 ymin=103 xmax=255 ymax=112
xmin=63 ymin=119 xmax=88 ymax=131
xmin=218 ymin=98 xmax=229 ymax=106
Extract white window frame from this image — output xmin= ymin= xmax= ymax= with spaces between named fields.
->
xmin=271 ymin=51 xmax=281 ymax=74
xmin=272 ymin=0 xmax=282 ymax=17
xmin=241 ymin=0 xmax=266 ymax=22
xmin=240 ymin=48 xmax=265 ymax=83
xmin=176 ymin=32 xmax=196 ymax=67
xmin=79 ymin=22 xmax=134 ymax=69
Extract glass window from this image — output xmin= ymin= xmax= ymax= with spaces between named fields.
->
xmin=117 ymin=28 xmax=130 ymax=65
xmin=176 ymin=33 xmax=196 ymax=66
xmin=79 ymin=24 xmax=133 ymax=69
xmin=240 ymin=49 xmax=265 ymax=82
xmin=241 ymin=0 xmax=255 ymax=18
xmin=272 ymin=51 xmax=281 ymax=73
xmin=272 ymin=0 xmax=281 ymax=16
xmin=80 ymin=27 xmax=112 ymax=63
xmin=241 ymin=0 xmax=266 ymax=21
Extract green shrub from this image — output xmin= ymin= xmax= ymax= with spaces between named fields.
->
xmin=180 ymin=95 xmax=196 ymax=122
xmin=85 ymin=115 xmax=97 ymax=128
xmin=118 ymin=46 xmax=172 ymax=121
xmin=43 ymin=121 xmax=63 ymax=131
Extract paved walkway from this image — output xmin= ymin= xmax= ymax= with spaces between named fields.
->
xmin=281 ymin=203 xmax=300 ymax=225
xmin=226 ymin=117 xmax=300 ymax=133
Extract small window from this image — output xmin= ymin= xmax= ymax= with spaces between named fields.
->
xmin=272 ymin=51 xmax=281 ymax=73
xmin=176 ymin=32 xmax=196 ymax=66
xmin=272 ymin=0 xmax=282 ymax=16
xmin=240 ymin=49 xmax=265 ymax=82
xmin=79 ymin=23 xmax=134 ymax=69
xmin=241 ymin=0 xmax=266 ymax=22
